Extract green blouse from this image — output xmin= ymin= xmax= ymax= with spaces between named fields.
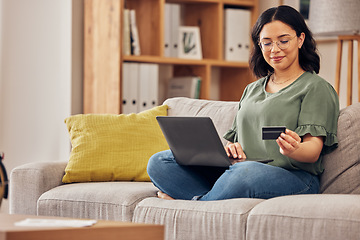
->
xmin=223 ymin=71 xmax=339 ymax=175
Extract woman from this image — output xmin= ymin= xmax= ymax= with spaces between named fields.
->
xmin=147 ymin=5 xmax=339 ymax=200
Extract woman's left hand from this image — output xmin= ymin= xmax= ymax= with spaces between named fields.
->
xmin=276 ymin=129 xmax=302 ymax=156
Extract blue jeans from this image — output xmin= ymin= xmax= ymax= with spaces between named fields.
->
xmin=147 ymin=150 xmax=320 ymax=200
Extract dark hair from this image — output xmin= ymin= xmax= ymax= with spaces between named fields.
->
xmin=249 ymin=5 xmax=320 ymax=78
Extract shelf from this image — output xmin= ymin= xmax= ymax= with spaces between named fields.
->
xmin=222 ymin=0 xmax=256 ymax=7
xmin=84 ymin=0 xmax=259 ymax=114
xmin=123 ymin=55 xmax=250 ymax=68
xmin=123 ymin=55 xmax=208 ymax=65
xmin=167 ymin=0 xmax=256 ymax=6
xmin=167 ymin=0 xmax=220 ymax=3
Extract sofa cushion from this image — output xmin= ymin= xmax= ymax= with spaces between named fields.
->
xmin=320 ymin=103 xmax=360 ymax=193
xmin=133 ymin=197 xmax=264 ymax=240
xmin=164 ymin=97 xmax=238 ymax=145
xmin=62 ymin=105 xmax=169 ymax=183
xmin=247 ymin=194 xmax=360 ymax=240
xmin=37 ymin=182 xmax=157 ymax=222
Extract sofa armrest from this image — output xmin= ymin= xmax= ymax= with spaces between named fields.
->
xmin=320 ymin=103 xmax=360 ymax=194
xmin=9 ymin=161 xmax=67 ymax=215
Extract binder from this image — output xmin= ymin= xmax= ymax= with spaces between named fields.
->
xmin=138 ymin=63 xmax=159 ymax=112
xmin=170 ymin=4 xmax=181 ymax=58
xmin=224 ymin=8 xmax=251 ymax=62
xmin=239 ymin=9 xmax=251 ymax=61
xmin=164 ymin=4 xmax=181 ymax=58
xmin=164 ymin=4 xmax=172 ymax=57
xmin=122 ymin=62 xmax=139 ymax=114
xmin=147 ymin=63 xmax=160 ymax=110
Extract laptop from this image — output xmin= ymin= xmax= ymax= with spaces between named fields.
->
xmin=156 ymin=116 xmax=273 ymax=167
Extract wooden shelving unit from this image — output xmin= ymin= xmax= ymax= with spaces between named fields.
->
xmin=84 ymin=0 xmax=259 ymax=114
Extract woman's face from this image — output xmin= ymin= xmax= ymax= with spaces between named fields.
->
xmin=259 ymin=20 xmax=304 ymax=73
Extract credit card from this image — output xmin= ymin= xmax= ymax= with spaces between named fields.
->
xmin=262 ymin=126 xmax=286 ymax=140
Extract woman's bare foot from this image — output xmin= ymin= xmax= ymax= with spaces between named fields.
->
xmin=157 ymin=191 xmax=175 ymax=200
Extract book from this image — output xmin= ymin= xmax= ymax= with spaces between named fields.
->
xmin=129 ymin=9 xmax=141 ymax=55
xmin=123 ymin=9 xmax=131 ymax=55
xmin=168 ymin=76 xmax=201 ymax=99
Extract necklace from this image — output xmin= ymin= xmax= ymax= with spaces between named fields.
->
xmin=270 ymin=71 xmax=305 ymax=85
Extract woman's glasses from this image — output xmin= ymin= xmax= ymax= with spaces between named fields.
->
xmin=258 ymin=36 xmax=297 ymax=52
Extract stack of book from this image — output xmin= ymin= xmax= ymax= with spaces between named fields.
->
xmin=167 ymin=76 xmax=201 ymax=99
xmin=123 ymin=9 xmax=141 ymax=56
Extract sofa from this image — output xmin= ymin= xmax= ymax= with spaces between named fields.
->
xmin=9 ymin=97 xmax=360 ymax=240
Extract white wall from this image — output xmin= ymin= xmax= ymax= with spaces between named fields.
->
xmin=317 ymin=39 xmax=358 ymax=109
xmin=0 ymin=1 xmax=3 ymax=135
xmin=0 ymin=0 xmax=83 ymax=213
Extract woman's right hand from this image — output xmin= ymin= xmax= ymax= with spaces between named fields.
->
xmin=225 ymin=142 xmax=247 ymax=159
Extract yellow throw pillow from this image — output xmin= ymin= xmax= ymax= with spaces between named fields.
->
xmin=62 ymin=105 xmax=169 ymax=183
